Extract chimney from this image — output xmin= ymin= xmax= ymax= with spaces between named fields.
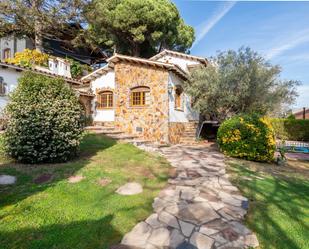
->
xmin=303 ymin=107 xmax=306 ymax=120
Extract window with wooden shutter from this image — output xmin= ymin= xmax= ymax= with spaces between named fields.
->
xmin=3 ymin=48 xmax=11 ymax=60
xmin=175 ymin=87 xmax=183 ymax=110
xmin=97 ymin=91 xmax=113 ymax=109
xmin=130 ymin=86 xmax=150 ymax=107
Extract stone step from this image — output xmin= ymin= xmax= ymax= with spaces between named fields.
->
xmin=183 ymin=131 xmax=196 ymax=136
xmin=85 ymin=126 xmax=105 ymax=130
xmin=179 ymin=138 xmax=197 ymax=144
xmin=184 ymin=133 xmax=196 ymax=136
xmin=85 ymin=126 xmax=116 ymax=131
xmin=180 ymin=138 xmax=196 ymax=141
xmin=185 ymin=125 xmax=197 ymax=128
xmin=100 ymin=130 xmax=124 ymax=135
xmin=126 ymin=139 xmax=152 ymax=146
xmin=184 ymin=127 xmax=196 ymax=130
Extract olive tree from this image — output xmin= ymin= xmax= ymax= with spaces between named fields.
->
xmin=185 ymin=47 xmax=300 ymax=121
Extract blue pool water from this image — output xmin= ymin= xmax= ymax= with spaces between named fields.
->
xmin=285 ymin=146 xmax=309 ymax=153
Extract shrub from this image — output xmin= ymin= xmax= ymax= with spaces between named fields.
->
xmin=271 ymin=118 xmax=309 ymax=141
xmin=68 ymin=59 xmax=92 ymax=79
xmin=5 ymin=49 xmax=49 ymax=68
xmin=4 ymin=72 xmax=84 ymax=164
xmin=217 ymin=114 xmax=276 ymax=162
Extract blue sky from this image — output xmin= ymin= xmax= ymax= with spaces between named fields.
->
xmin=172 ymin=0 xmax=309 ymax=109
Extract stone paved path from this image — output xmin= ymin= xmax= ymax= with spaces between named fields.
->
xmin=120 ymin=144 xmax=259 ymax=249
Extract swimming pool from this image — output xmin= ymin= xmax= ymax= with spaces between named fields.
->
xmin=285 ymin=146 xmax=309 ymax=153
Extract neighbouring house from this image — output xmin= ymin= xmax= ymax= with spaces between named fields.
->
xmin=35 ymin=57 xmax=72 ymax=78
xmin=293 ymin=107 xmax=309 ymax=120
xmin=0 ymin=49 xmax=208 ymax=144
xmin=82 ymin=50 xmax=208 ymax=144
xmin=0 ymin=61 xmax=93 ymax=116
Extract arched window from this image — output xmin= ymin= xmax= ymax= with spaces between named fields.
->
xmin=0 ymin=77 xmax=7 ymax=95
xmin=3 ymin=48 xmax=11 ymax=60
xmin=97 ymin=91 xmax=113 ymax=109
xmin=130 ymin=86 xmax=150 ymax=107
xmin=175 ymin=86 xmax=183 ymax=110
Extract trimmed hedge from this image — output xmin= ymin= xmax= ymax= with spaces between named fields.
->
xmin=4 ymin=72 xmax=84 ymax=164
xmin=217 ymin=114 xmax=276 ymax=162
xmin=270 ymin=119 xmax=309 ymax=141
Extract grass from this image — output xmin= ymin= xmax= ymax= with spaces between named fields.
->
xmin=0 ymin=133 xmax=170 ymax=249
xmin=227 ymin=158 xmax=309 ymax=249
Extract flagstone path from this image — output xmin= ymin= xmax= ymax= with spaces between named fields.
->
xmin=119 ymin=144 xmax=259 ymax=249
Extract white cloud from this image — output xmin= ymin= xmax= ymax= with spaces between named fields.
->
xmin=294 ymin=85 xmax=309 ymax=108
xmin=192 ymin=1 xmax=236 ymax=48
xmin=266 ymin=29 xmax=309 ymax=60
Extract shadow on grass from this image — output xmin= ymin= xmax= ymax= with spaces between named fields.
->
xmin=230 ymin=163 xmax=309 ymax=249
xmin=0 ymin=133 xmax=117 ymax=209
xmin=0 ymin=214 xmax=121 ymax=249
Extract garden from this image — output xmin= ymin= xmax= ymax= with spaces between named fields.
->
xmin=0 ymin=72 xmax=169 ymax=249
xmin=227 ymin=158 xmax=309 ymax=249
xmin=0 ymin=133 xmax=169 ymax=249
xmin=216 ymin=114 xmax=309 ymax=249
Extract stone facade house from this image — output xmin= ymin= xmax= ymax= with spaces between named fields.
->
xmin=82 ymin=50 xmax=208 ymax=144
xmin=0 ymin=49 xmax=207 ymax=144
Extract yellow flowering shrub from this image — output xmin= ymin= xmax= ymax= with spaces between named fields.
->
xmin=5 ymin=49 xmax=49 ymax=68
xmin=217 ymin=114 xmax=275 ymax=162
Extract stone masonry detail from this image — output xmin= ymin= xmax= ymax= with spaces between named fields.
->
xmin=119 ymin=144 xmax=259 ymax=249
xmin=168 ymin=122 xmax=186 ymax=144
xmin=114 ymin=62 xmax=170 ymax=143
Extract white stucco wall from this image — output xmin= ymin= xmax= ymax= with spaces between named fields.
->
xmin=48 ymin=58 xmax=71 ymax=78
xmin=0 ymin=67 xmax=21 ymax=111
xmin=156 ymin=55 xmax=200 ymax=72
xmin=168 ymin=72 xmax=199 ymax=123
xmin=90 ymin=70 xmax=116 ymax=122
xmin=0 ymin=35 xmax=28 ymax=60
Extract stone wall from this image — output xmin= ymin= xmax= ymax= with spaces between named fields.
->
xmin=114 ymin=62 xmax=169 ymax=143
xmin=168 ymin=122 xmax=186 ymax=144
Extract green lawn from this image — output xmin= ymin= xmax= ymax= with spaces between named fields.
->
xmin=227 ymin=158 xmax=309 ymax=249
xmin=0 ymin=133 xmax=170 ymax=249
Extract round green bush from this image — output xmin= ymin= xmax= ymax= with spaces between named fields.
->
xmin=4 ymin=72 xmax=84 ymax=163
xmin=217 ymin=114 xmax=275 ymax=162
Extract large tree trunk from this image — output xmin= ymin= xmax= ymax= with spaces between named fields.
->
xmin=32 ymin=0 xmax=43 ymax=53
xmin=131 ymin=43 xmax=140 ymax=57
xmin=34 ymin=22 xmax=43 ymax=53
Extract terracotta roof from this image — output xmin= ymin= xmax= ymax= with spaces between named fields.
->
xmin=149 ymin=49 xmax=208 ymax=65
xmin=0 ymin=61 xmax=83 ymax=85
xmin=107 ymin=54 xmax=188 ymax=79
xmin=293 ymin=108 xmax=309 ymax=115
xmin=82 ymin=53 xmax=189 ymax=82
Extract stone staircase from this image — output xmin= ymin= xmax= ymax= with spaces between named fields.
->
xmin=85 ymin=125 xmax=152 ymax=146
xmin=179 ymin=121 xmax=198 ymax=144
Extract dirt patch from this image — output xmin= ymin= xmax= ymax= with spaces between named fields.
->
xmin=68 ymin=175 xmax=84 ymax=183
xmin=33 ymin=173 xmax=53 ymax=184
xmin=98 ymin=178 xmax=112 ymax=186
